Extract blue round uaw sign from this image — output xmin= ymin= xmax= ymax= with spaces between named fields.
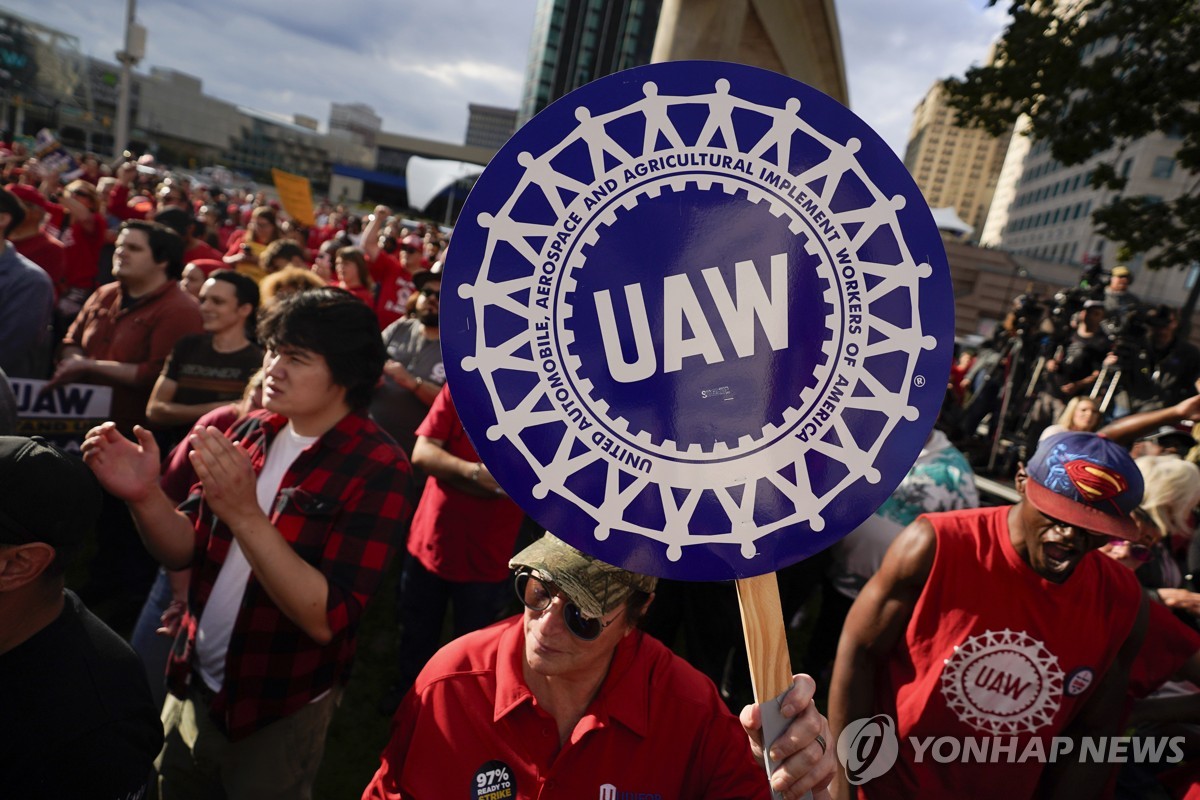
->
xmin=442 ymin=61 xmax=954 ymax=581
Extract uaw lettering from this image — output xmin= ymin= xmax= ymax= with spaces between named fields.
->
xmin=446 ymin=62 xmax=953 ymax=579
xmin=10 ymin=378 xmax=113 ymax=451
xmin=940 ymin=629 xmax=1062 ymax=736
xmin=528 ymin=151 xmax=863 ymax=467
xmin=594 ymin=253 xmax=790 ymax=383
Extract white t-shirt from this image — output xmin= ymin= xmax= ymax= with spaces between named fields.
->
xmin=195 ymin=423 xmax=319 ymax=692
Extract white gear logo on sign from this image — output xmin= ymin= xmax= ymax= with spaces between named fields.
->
xmin=449 ymin=66 xmax=948 ymax=577
xmin=940 ymin=629 xmax=1064 ymax=735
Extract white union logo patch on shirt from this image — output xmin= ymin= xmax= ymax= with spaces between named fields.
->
xmin=940 ymin=629 xmax=1065 ymax=735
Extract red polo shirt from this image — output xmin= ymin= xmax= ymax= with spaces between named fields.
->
xmin=363 ymin=616 xmax=770 ymax=800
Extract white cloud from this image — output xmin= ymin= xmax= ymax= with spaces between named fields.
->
xmin=1 ymin=0 xmax=1006 ymax=155
xmin=839 ymin=0 xmax=1007 ymax=154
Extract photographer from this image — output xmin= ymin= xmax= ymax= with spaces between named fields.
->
xmin=1044 ymin=300 xmax=1114 ymax=407
xmin=1126 ymin=305 xmax=1200 ymax=414
xmin=1103 ymin=265 xmax=1140 ymax=314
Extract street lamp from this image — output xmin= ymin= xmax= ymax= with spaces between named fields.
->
xmin=113 ymin=0 xmax=145 ymax=158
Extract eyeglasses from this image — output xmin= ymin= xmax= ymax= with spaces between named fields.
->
xmin=515 ymin=570 xmax=613 ymax=641
xmin=420 ymin=287 xmax=440 ymax=299
xmin=1107 ymin=537 xmax=1153 ymax=562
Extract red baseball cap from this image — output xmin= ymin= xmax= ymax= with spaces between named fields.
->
xmin=6 ymin=183 xmax=52 ymax=212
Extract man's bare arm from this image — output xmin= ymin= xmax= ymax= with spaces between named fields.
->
xmin=829 ymin=518 xmax=937 ymax=798
xmin=412 ymin=435 xmax=505 ymax=498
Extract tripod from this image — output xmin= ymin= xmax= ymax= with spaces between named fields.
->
xmin=986 ymin=333 xmax=1044 ymax=474
xmin=1090 ymin=363 xmax=1124 ymax=415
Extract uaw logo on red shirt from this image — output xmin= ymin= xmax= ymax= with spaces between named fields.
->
xmin=940 ymin=629 xmax=1065 ymax=735
xmin=442 ymin=61 xmax=954 ymax=580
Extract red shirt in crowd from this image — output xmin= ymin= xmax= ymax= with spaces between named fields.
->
xmin=106 ymin=183 xmax=149 ymax=222
xmin=405 ymin=386 xmax=525 ymax=583
xmin=362 ymin=616 xmax=770 ymax=800
xmin=338 ymin=283 xmax=375 ymax=307
xmin=183 ymin=239 xmax=223 ymax=265
xmin=59 ymin=211 xmax=107 ymax=292
xmin=12 ymin=231 xmax=67 ymax=297
xmin=865 ymin=506 xmax=1143 ymax=800
xmin=1128 ymin=600 xmax=1200 ymax=699
xmin=62 ymin=280 xmax=204 ymax=434
xmin=369 ymin=250 xmax=415 ymax=329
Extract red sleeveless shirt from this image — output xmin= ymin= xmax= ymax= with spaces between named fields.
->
xmin=862 ymin=505 xmax=1142 ymax=798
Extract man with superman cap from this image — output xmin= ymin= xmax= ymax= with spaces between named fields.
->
xmin=830 ymin=431 xmax=1149 ymax=799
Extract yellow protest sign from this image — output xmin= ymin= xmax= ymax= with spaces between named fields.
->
xmin=271 ymin=168 xmax=316 ymax=227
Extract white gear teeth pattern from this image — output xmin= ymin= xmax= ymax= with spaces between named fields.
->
xmin=939 ymin=629 xmax=1064 ymax=736
xmin=458 ymin=77 xmax=937 ymax=564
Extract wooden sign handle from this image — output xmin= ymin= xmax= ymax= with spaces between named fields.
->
xmin=737 ymin=572 xmax=808 ymax=800
xmin=736 ymin=572 xmax=794 ymax=701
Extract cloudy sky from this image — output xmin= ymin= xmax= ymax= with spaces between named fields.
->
xmin=0 ymin=0 xmax=1007 ymax=157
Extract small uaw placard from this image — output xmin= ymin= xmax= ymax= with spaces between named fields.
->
xmin=442 ymin=60 xmax=954 ymax=582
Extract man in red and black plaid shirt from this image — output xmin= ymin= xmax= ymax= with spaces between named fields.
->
xmin=83 ymin=287 xmax=413 ymax=798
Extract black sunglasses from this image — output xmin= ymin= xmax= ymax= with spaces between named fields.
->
xmin=420 ymin=287 xmax=440 ymax=299
xmin=514 ymin=570 xmax=612 ymax=641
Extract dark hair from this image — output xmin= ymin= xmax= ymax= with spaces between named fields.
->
xmin=250 ymin=206 xmax=280 ymax=242
xmin=209 ymin=269 xmax=260 ymax=339
xmin=0 ymin=188 xmax=26 ymax=236
xmin=336 ymin=246 xmax=374 ymax=289
xmin=153 ymin=207 xmax=191 ymax=238
xmin=261 ymin=239 xmax=306 ymax=270
xmin=622 ymin=590 xmax=653 ymax=626
xmin=256 ymin=287 xmax=385 ymax=409
xmin=121 ymin=219 xmax=185 ymax=279
xmin=208 ymin=268 xmax=261 ymax=310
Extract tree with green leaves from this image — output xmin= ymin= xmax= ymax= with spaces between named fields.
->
xmin=943 ymin=0 xmax=1200 ymax=273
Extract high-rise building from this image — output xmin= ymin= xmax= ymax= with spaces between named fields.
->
xmin=903 ymin=80 xmax=1011 ymax=238
xmin=982 ymin=119 xmax=1191 ymax=282
xmin=518 ymin=0 xmax=847 ymax=126
xmin=518 ymin=0 xmax=663 ymax=125
xmin=465 ymin=104 xmax=518 ymax=150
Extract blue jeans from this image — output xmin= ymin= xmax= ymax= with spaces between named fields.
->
xmin=130 ymin=567 xmax=174 ymax=710
xmin=395 ymin=555 xmax=508 ymax=689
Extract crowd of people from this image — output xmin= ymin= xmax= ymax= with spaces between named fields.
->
xmin=952 ymin=266 xmax=1200 ymax=463
xmin=1 ymin=143 xmax=1199 ymax=800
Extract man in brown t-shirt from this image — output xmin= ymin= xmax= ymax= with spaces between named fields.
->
xmin=52 ymin=219 xmax=203 ymax=435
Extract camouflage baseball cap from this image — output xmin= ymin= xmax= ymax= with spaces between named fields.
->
xmin=509 ymin=534 xmax=657 ymax=619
